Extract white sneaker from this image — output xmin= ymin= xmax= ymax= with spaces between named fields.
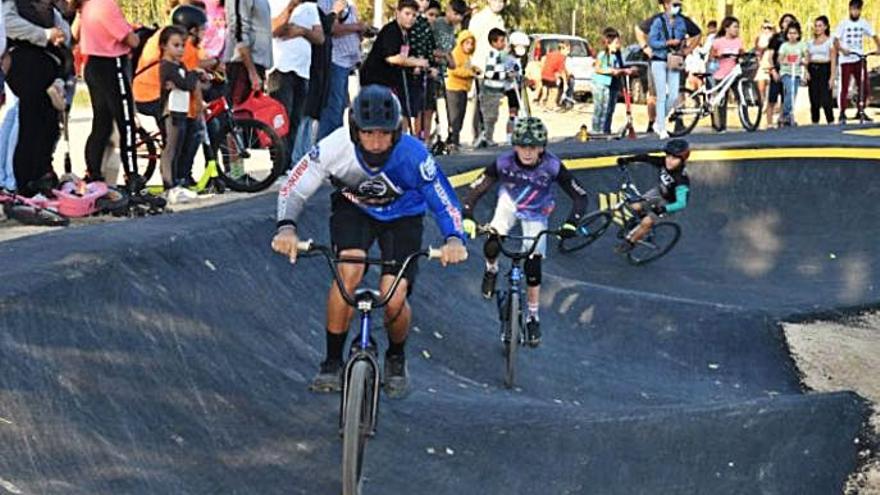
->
xmin=166 ymin=186 xmax=197 ymax=205
xmin=657 ymin=129 xmax=669 ymax=140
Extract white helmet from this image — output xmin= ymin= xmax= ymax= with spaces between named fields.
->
xmin=509 ymin=31 xmax=530 ymax=47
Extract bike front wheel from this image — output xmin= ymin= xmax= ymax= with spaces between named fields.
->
xmin=135 ymin=127 xmax=159 ymax=184
xmin=736 ymin=79 xmax=763 ymax=132
xmin=627 ymin=221 xmax=681 ymax=266
xmin=668 ymin=89 xmax=704 ymax=137
xmin=558 ymin=210 xmax=613 ymax=254
xmin=504 ymin=290 xmax=521 ymax=389
xmin=342 ymin=360 xmax=372 ymax=495
xmin=216 ymin=118 xmax=285 ymax=192
xmin=4 ymin=203 xmax=69 ymax=227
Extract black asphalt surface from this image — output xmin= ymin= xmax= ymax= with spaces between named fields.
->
xmin=0 ymin=131 xmax=877 ymax=494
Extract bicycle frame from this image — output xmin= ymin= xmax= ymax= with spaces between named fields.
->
xmin=296 ymin=242 xmax=437 ymax=434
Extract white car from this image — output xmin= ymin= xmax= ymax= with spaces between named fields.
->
xmin=526 ymin=34 xmax=595 ymax=100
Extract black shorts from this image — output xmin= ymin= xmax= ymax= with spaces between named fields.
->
xmin=402 ymin=75 xmax=427 ymax=116
xmin=425 ymin=77 xmax=438 ymax=112
xmin=505 ymin=88 xmax=519 ymax=113
xmin=330 ymin=193 xmax=425 ymax=286
xmin=768 ymin=79 xmax=783 ymax=104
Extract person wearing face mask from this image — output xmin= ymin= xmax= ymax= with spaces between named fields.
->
xmin=833 ymin=0 xmax=880 ymax=123
xmin=467 ymin=0 xmax=505 ymax=147
xmin=461 ymin=116 xmax=588 ymax=347
xmin=647 ymin=0 xmax=688 ymax=139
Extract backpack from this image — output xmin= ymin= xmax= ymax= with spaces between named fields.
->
xmin=131 ymin=24 xmax=160 ymax=77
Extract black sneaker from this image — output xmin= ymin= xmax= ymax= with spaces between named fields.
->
xmin=645 ymin=120 xmax=655 ymax=134
xmin=309 ymin=358 xmax=344 ymax=393
xmin=615 ymin=240 xmax=635 ymax=254
xmin=481 ymin=270 xmax=498 ymax=299
xmin=526 ymin=317 xmax=542 ymax=347
xmin=383 ymin=353 xmax=408 ymax=399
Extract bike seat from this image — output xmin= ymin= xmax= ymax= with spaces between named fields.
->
xmin=355 ymin=288 xmax=382 ymax=301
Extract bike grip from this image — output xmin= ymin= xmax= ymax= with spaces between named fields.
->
xmin=427 ymin=247 xmax=443 ymax=260
xmin=296 ymin=240 xmax=313 ymax=252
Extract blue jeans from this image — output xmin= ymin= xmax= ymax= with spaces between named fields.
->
xmin=317 ymin=63 xmax=352 ymax=140
xmin=603 ymin=86 xmax=620 ymax=134
xmin=781 ymin=74 xmax=800 ymax=122
xmin=591 ymin=85 xmax=611 ymax=133
xmin=0 ymin=98 xmax=19 ymax=190
xmin=292 ymin=116 xmax=315 ymax=164
xmin=650 ymin=61 xmax=681 ymax=132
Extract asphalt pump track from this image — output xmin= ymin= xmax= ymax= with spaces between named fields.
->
xmin=0 ymin=150 xmax=877 ymax=494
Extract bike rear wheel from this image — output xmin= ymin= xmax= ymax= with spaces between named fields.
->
xmin=626 ymin=221 xmax=681 ymax=266
xmin=504 ymin=291 xmax=520 ymax=389
xmin=736 ymin=79 xmax=763 ymax=132
xmin=668 ymin=89 xmax=703 ymax=137
xmin=3 ymin=203 xmax=69 ymax=227
xmin=216 ymin=118 xmax=285 ymax=192
xmin=342 ymin=360 xmax=372 ymax=495
xmin=558 ymin=210 xmax=613 ymax=253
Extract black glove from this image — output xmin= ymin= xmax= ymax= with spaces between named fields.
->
xmin=652 ymin=204 xmax=667 ymax=215
xmin=559 ymin=222 xmax=578 ymax=239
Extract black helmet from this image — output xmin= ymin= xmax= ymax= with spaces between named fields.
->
xmin=349 ymin=85 xmax=403 ymax=167
xmin=351 ymin=85 xmax=402 ymax=132
xmin=664 ymin=139 xmax=690 ymax=160
xmin=171 ymin=5 xmax=208 ymax=31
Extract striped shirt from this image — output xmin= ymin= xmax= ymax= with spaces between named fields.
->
xmin=318 ymin=0 xmax=361 ymax=69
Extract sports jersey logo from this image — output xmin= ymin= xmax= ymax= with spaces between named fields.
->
xmin=419 ymin=156 xmax=438 ymax=181
xmin=309 ymin=145 xmax=320 ymax=162
xmin=357 ymin=178 xmax=389 ymax=197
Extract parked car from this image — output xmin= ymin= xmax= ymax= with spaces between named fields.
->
xmin=525 ymin=34 xmax=595 ymax=101
xmin=621 ymin=44 xmax=651 ymax=104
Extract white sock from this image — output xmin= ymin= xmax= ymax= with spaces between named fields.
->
xmin=528 ymin=303 xmax=539 ymax=320
xmin=486 ymin=260 xmax=499 ymax=273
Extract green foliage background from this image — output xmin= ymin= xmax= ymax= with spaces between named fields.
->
xmin=119 ymin=0 xmax=878 ymax=49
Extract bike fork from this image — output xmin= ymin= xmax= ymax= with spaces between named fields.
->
xmin=339 ymin=311 xmax=381 ymax=435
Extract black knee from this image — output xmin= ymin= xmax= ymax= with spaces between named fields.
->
xmin=484 ymin=236 xmax=501 ymax=259
xmin=525 ymin=255 xmax=542 ymax=287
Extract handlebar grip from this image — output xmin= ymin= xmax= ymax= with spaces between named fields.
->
xmin=427 ymin=247 xmax=443 ymax=260
xmin=296 ymin=240 xmax=313 ymax=252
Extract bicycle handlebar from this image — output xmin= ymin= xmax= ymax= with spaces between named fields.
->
xmin=475 ymin=226 xmax=560 ymax=260
xmin=295 ymin=240 xmax=440 ymax=309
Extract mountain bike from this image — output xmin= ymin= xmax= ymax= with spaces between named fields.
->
xmin=558 ymin=162 xmax=681 ymax=265
xmin=295 ymin=241 xmax=441 ymax=495
xmin=669 ymin=52 xmax=762 ymax=136
xmin=475 ymin=226 xmax=560 ymax=388
xmin=134 ymin=95 xmax=286 ymax=193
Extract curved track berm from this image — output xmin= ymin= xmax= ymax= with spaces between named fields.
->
xmin=0 ymin=154 xmax=876 ymax=494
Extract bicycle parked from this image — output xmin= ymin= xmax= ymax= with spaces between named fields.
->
xmin=475 ymin=226 xmax=560 ymax=388
xmin=669 ymin=52 xmax=762 ymax=136
xmin=134 ymin=93 xmax=287 ymax=193
xmin=558 ymin=162 xmax=681 ymax=265
xmin=294 ymin=241 xmax=441 ymax=495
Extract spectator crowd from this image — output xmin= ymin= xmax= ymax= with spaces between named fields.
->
xmin=0 ymin=0 xmax=878 ymax=200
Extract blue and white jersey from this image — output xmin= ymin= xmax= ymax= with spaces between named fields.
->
xmin=277 ymin=129 xmax=465 ymax=240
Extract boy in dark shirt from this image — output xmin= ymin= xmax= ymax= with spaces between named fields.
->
xmin=615 ymin=139 xmax=691 ymax=252
xmin=360 ymin=0 xmax=429 ymax=132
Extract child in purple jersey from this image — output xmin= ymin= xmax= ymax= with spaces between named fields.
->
xmin=461 ymin=116 xmax=588 ymax=346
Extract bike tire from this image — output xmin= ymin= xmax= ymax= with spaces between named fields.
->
xmin=627 ymin=221 xmax=681 ymax=266
xmin=504 ymin=291 xmax=520 ymax=389
xmin=135 ymin=127 xmax=159 ymax=184
xmin=342 ymin=360 xmax=371 ymax=495
xmin=736 ymin=79 xmax=763 ymax=132
xmin=558 ymin=210 xmax=613 ymax=254
xmin=216 ymin=118 xmax=285 ymax=193
xmin=668 ymin=89 xmax=703 ymax=137
xmin=4 ymin=203 xmax=69 ymax=227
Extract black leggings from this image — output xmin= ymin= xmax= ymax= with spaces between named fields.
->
xmin=5 ymin=44 xmax=62 ymax=194
xmin=84 ymin=55 xmax=138 ymax=183
xmin=807 ymin=63 xmax=834 ymax=124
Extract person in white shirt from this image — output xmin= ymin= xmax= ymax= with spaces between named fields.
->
xmin=465 ymin=0 xmax=504 ymax=147
xmin=833 ymin=0 xmax=880 ymax=123
xmin=268 ymin=0 xmax=324 ymax=151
